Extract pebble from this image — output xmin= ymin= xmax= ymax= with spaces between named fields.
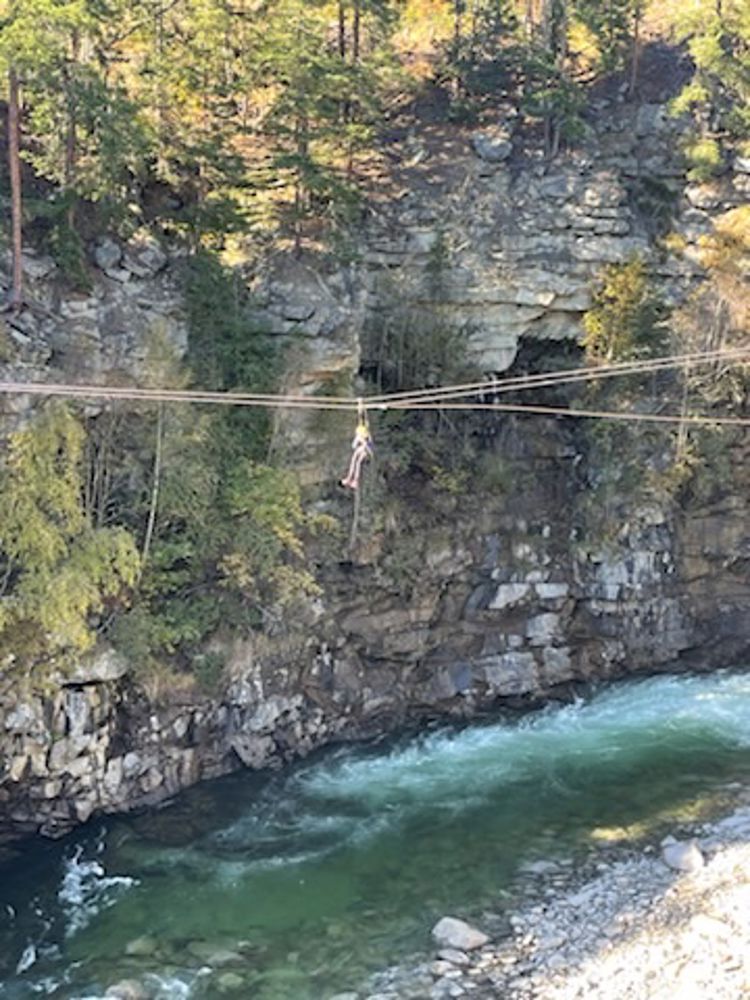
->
xmin=438 ymin=948 xmax=470 ymax=967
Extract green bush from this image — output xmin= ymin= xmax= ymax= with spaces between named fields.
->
xmin=684 ymin=137 xmax=723 ymax=182
xmin=582 ymin=258 xmax=669 ymax=364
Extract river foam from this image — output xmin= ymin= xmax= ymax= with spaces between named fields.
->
xmin=204 ymin=670 xmax=750 ymax=866
xmin=58 ymin=841 xmax=138 ymax=938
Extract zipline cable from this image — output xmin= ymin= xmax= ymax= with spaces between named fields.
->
xmin=394 ymin=400 xmax=750 ymax=428
xmin=363 ymin=347 xmax=750 ymax=408
xmin=0 ymin=347 xmax=745 ymax=412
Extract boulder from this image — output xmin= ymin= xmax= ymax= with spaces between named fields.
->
xmin=471 ymin=128 xmax=513 ymax=163
xmin=124 ymin=237 xmax=168 ymax=278
xmin=431 ymin=916 xmax=489 ymax=951
xmin=93 ymin=237 xmax=122 ymax=271
xmin=62 ymin=647 xmax=130 ymax=686
xmin=661 ymin=838 xmax=705 ymax=873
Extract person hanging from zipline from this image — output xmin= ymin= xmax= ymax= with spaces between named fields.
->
xmin=341 ymin=402 xmax=373 ymax=490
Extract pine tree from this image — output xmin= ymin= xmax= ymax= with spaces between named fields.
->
xmin=670 ymin=0 xmax=750 ymax=141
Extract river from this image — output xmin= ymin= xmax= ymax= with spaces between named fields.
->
xmin=2 ymin=669 xmax=750 ymax=999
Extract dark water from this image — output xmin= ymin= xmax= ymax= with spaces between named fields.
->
xmin=2 ymin=670 xmax=750 ymax=999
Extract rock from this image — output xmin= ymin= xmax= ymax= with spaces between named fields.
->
xmin=470 ymin=128 xmax=513 ymax=163
xmin=125 ymin=935 xmax=158 ymax=957
xmin=186 ymin=940 xmax=241 ymax=964
xmin=21 ymin=251 xmax=56 ymax=280
xmin=432 ymin=916 xmax=489 ymax=951
xmin=93 ymin=237 xmax=122 ymax=271
xmin=62 ymin=647 xmax=130 ymax=686
xmin=328 ymin=993 xmax=360 ymax=1000
xmin=204 ymin=948 xmax=243 ymax=967
xmin=216 ymin=971 xmax=245 ymax=991
xmin=525 ymin=613 xmax=560 ymax=645
xmin=538 ymin=174 xmax=579 ymax=201
xmin=438 ymin=949 xmax=470 ymax=967
xmin=685 ymin=184 xmax=722 ymax=210
xmin=124 ymin=237 xmax=168 ymax=277
xmin=734 ymin=156 xmax=750 ymax=174
xmin=582 ymin=177 xmax=625 ymax=208
xmin=661 ymin=839 xmax=705 ymax=873
xmin=535 ymin=582 xmax=569 ymax=601
xmin=105 ymin=981 xmax=151 ymax=1000
xmin=635 ymin=104 xmax=667 ymax=136
xmin=4 ymin=702 xmax=39 ymax=733
xmin=489 ymin=583 xmax=530 ymax=610
xmin=481 ymin=652 xmax=537 ymax=696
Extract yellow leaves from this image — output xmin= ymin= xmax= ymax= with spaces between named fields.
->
xmin=1 ymin=404 xmax=85 ymax=568
xmin=713 ymin=206 xmax=750 ymax=254
xmin=567 ymin=20 xmax=602 ymax=73
xmin=695 ymin=207 xmax=750 ymax=289
xmin=0 ymin=405 xmax=140 ymax=663
xmin=392 ymin=0 xmax=454 ymax=69
xmin=218 ymin=551 xmax=256 ymax=593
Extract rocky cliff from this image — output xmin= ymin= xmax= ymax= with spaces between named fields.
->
xmin=1 ymin=92 xmax=749 ymax=842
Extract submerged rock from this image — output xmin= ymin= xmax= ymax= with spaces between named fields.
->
xmin=105 ymin=980 xmax=151 ymax=1000
xmin=431 ymin=916 xmax=489 ymax=951
xmin=124 ymin=936 xmax=158 ymax=958
xmin=216 ymin=970 xmax=245 ymax=991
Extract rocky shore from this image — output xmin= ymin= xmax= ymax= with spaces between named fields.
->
xmin=355 ymin=793 xmax=750 ymax=1000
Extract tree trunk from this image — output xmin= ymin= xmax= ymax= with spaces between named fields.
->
xmin=352 ymin=0 xmax=360 ymax=62
xmin=452 ymin=0 xmax=463 ymax=96
xmin=628 ymin=3 xmax=642 ymax=98
xmin=64 ymin=30 xmax=81 ymax=230
xmin=338 ymin=0 xmax=347 ymax=59
xmin=7 ymin=67 xmax=23 ymax=310
xmin=141 ymin=403 xmax=164 ymax=574
xmin=543 ymin=111 xmax=552 ymax=158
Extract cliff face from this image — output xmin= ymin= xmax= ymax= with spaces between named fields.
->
xmin=2 ymin=96 xmax=749 ymax=842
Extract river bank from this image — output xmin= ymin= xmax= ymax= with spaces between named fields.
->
xmin=361 ymin=790 xmax=750 ymax=1000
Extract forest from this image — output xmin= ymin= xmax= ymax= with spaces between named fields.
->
xmin=1 ymin=0 xmax=748 ymax=289
xmin=0 ymin=0 xmax=748 ymax=681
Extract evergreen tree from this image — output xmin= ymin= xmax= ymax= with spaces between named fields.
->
xmin=670 ymin=0 xmax=750 ymax=140
xmin=252 ymin=0 xmax=383 ymax=250
xmin=573 ymin=0 xmax=643 ymax=78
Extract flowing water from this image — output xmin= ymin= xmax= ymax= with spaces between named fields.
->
xmin=2 ymin=670 xmax=750 ymax=999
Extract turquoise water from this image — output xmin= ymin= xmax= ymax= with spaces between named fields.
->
xmin=2 ymin=670 xmax=750 ymax=998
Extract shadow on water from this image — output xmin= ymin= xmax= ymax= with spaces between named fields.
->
xmin=1 ymin=670 xmax=750 ymax=998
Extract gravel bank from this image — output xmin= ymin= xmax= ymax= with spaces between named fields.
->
xmin=356 ymin=802 xmax=750 ymax=1000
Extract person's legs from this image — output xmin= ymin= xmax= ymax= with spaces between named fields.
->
xmin=342 ymin=445 xmax=367 ymax=489
xmin=348 ymin=448 xmax=366 ymax=489
xmin=341 ymin=445 xmax=361 ymax=487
